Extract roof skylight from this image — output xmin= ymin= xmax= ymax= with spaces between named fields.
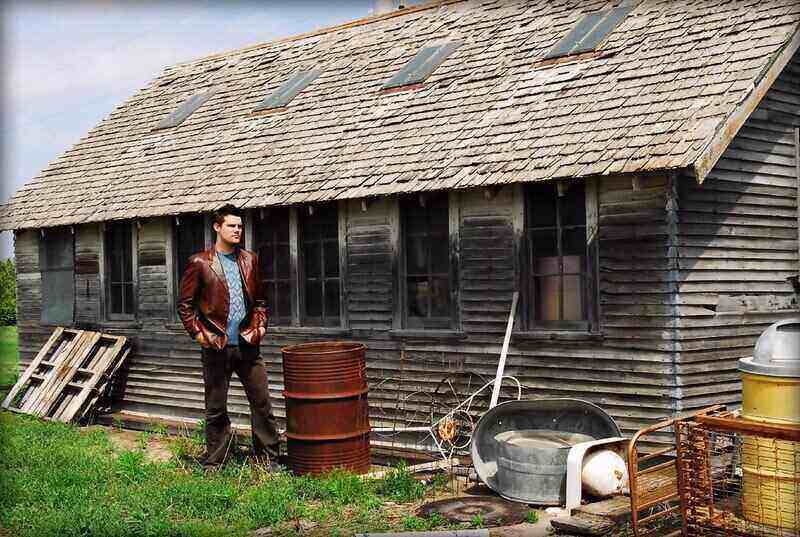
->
xmin=253 ymin=68 xmax=322 ymax=112
xmin=544 ymin=4 xmax=635 ymax=60
xmin=382 ymin=40 xmax=463 ymax=90
xmin=155 ymin=87 xmax=218 ymax=130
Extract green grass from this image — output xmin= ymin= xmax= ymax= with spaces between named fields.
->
xmin=0 ymin=325 xmax=18 ymax=388
xmin=0 ymin=412 xmax=459 ymax=537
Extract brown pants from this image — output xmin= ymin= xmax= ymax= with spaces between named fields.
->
xmin=200 ymin=343 xmax=280 ymax=465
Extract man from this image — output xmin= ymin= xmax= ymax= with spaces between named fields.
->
xmin=177 ymin=203 xmax=280 ymax=469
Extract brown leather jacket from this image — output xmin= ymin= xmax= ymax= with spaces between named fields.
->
xmin=177 ymin=246 xmax=268 ymax=350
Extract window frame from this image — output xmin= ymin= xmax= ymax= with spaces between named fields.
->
xmin=395 ymin=192 xmax=460 ymax=331
xmin=100 ymin=220 xmax=139 ymax=321
xmin=39 ymin=226 xmax=76 ymax=326
xmin=253 ymin=207 xmax=294 ymax=327
xmin=519 ymin=181 xmax=599 ymax=332
xmin=167 ymin=213 xmax=211 ymax=323
xmin=298 ymin=204 xmax=343 ymax=328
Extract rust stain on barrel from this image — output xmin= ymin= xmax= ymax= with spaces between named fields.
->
xmin=281 ymin=341 xmax=371 ymax=475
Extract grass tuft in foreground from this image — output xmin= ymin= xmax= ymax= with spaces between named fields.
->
xmin=0 ymin=412 xmax=465 ymax=537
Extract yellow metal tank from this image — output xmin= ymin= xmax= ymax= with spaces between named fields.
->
xmin=738 ymin=319 xmax=800 ymax=530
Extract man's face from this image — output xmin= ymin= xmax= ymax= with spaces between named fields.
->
xmin=214 ymin=214 xmax=243 ymax=245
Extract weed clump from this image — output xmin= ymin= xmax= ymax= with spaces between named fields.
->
xmin=374 ymin=462 xmax=425 ymax=503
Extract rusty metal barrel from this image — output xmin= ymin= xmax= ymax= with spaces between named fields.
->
xmin=281 ymin=341 xmax=371 ymax=475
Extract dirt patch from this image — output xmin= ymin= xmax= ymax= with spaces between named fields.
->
xmin=82 ymin=425 xmax=174 ymax=463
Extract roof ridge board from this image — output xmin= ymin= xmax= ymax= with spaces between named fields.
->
xmin=171 ymin=0 xmax=467 ymax=70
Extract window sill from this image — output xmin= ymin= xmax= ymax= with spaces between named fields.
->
xmin=266 ymin=326 xmax=352 ymax=337
xmin=513 ymin=330 xmax=603 ymax=343
xmin=97 ymin=320 xmax=143 ymax=330
xmin=389 ymin=329 xmax=467 ymax=341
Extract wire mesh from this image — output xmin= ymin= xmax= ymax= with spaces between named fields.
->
xmin=677 ymin=413 xmax=800 ymax=537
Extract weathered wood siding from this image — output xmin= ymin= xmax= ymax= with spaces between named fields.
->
xmin=137 ymin=218 xmax=170 ymax=325
xmin=13 ymin=180 xmax=684 ymax=446
xmin=346 ymin=197 xmax=394 ymax=332
xmin=674 ymin=51 xmax=800 ymax=412
xmin=74 ymin=224 xmax=101 ymax=325
xmin=459 ymin=188 xmax=516 ymax=336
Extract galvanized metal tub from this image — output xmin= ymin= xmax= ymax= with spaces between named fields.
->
xmin=281 ymin=341 xmax=371 ymax=475
xmin=738 ymin=319 xmax=800 ymax=530
xmin=494 ymin=429 xmax=595 ymax=505
xmin=471 ymin=399 xmax=622 ymax=504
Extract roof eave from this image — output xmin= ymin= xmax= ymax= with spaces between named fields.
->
xmin=691 ymin=24 xmax=800 ymax=184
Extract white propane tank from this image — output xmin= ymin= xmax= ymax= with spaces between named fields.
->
xmin=581 ymin=449 xmax=629 ymax=497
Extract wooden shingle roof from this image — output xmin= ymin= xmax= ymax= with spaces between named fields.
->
xmin=2 ymin=0 xmax=799 ymax=231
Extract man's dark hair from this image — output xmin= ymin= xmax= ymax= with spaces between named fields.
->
xmin=212 ymin=204 xmax=243 ymax=226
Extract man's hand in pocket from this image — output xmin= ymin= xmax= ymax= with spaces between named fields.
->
xmin=196 ymin=332 xmax=209 ymax=348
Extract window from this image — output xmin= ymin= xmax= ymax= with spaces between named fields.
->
xmin=254 ymin=208 xmax=292 ymax=326
xmin=155 ymin=87 xmax=218 ymax=130
xmin=544 ymin=5 xmax=634 ymax=60
xmin=401 ymin=194 xmax=452 ymax=329
xmin=104 ymin=220 xmax=136 ymax=319
xmin=524 ymin=183 xmax=595 ymax=330
xmin=300 ymin=205 xmax=340 ymax=327
xmin=40 ymin=227 xmax=75 ymax=325
xmin=174 ymin=213 xmax=207 ymax=303
xmin=383 ymin=41 xmax=463 ymax=90
xmin=253 ymin=68 xmax=322 ymax=112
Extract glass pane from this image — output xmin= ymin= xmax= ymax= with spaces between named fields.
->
xmin=430 ymin=237 xmax=449 ymax=275
xmin=109 ymin=249 xmax=122 ymax=284
xmin=407 ymin=278 xmax=428 ymax=318
xmin=304 ymin=242 xmax=321 ymax=278
xmin=321 ymin=206 xmax=338 ymax=239
xmin=528 ymin=185 xmax=557 ymax=227
xmin=110 ymin=283 xmax=122 ymax=314
xmin=305 ymin=281 xmax=322 ymax=319
xmin=534 ymin=276 xmax=560 ymax=321
xmin=562 ymin=254 xmax=584 ymax=275
xmin=262 ymin=249 xmax=275 ymax=280
xmin=325 ymin=280 xmax=340 ymax=319
xmin=561 ymin=184 xmax=586 ymax=226
xmin=276 ymin=244 xmax=290 ymax=278
xmin=265 ymin=282 xmax=277 ymax=316
xmin=45 ymin=229 xmax=73 ymax=270
xmin=277 ymin=282 xmax=291 ymax=322
xmin=274 ymin=210 xmax=290 ymax=237
xmin=562 ymin=228 xmax=586 ymax=257
xmin=122 ymin=229 xmax=133 ymax=282
xmin=562 ymin=274 xmax=584 ymax=321
xmin=406 ymin=236 xmax=428 ymax=275
xmin=405 ymin=212 xmax=427 ymax=235
xmin=530 ymin=230 xmax=557 ymax=259
xmin=324 ymin=240 xmax=339 ymax=277
xmin=534 ymin=256 xmax=560 ymax=276
xmin=124 ymin=283 xmax=134 ymax=314
xmin=429 ymin=199 xmax=449 ymax=230
xmin=430 ymin=277 xmax=450 ymax=318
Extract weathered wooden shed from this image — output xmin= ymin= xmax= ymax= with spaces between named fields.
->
xmin=2 ymin=0 xmax=799 ymax=449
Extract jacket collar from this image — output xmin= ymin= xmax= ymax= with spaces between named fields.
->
xmin=207 ymin=246 xmax=237 ymax=288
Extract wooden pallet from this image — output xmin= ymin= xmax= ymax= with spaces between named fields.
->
xmin=1 ymin=328 xmax=129 ymax=423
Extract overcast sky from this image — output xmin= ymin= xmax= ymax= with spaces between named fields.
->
xmin=0 ymin=0 xmax=412 ymax=260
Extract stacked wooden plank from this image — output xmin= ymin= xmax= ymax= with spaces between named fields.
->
xmin=1 ymin=327 xmax=129 ymax=423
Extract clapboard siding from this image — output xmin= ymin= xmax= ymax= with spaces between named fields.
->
xmin=346 ymin=197 xmax=394 ymax=331
xmin=75 ymin=224 xmax=101 ymax=324
xmin=459 ymin=187 xmax=515 ymax=335
xmin=12 ymin=181 xmax=685 ymax=448
xmin=137 ymin=217 xmax=171 ymax=324
xmin=673 ymin=51 xmax=800 ymax=412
